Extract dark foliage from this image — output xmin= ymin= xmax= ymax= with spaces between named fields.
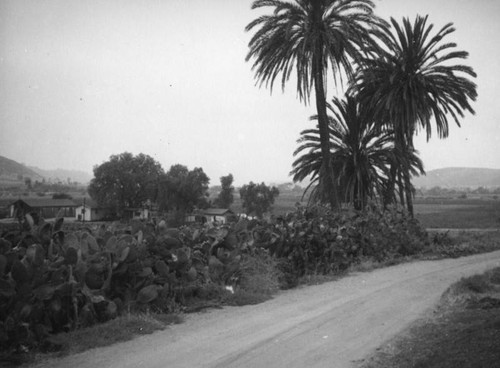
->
xmin=157 ymin=165 xmax=210 ymax=216
xmin=239 ymin=182 xmax=279 ymax=219
xmin=88 ymin=153 xmax=164 ymax=216
xmin=214 ymin=174 xmax=234 ymax=209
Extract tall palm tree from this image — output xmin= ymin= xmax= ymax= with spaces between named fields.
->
xmin=352 ymin=15 xmax=477 ymax=215
xmin=245 ymin=0 xmax=385 ymax=208
xmin=291 ymin=96 xmax=403 ymax=210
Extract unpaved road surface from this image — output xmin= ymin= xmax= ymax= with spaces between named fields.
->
xmin=32 ymin=251 xmax=500 ymax=368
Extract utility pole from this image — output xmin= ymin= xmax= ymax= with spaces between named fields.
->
xmin=82 ymin=197 xmax=86 ymax=223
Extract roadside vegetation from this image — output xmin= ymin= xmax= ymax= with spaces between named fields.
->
xmin=360 ymin=267 xmax=500 ymax=368
xmin=0 ymin=0 xmax=488 ymax=366
xmin=1 ymin=204 xmax=500 ymax=366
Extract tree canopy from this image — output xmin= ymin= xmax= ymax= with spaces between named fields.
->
xmin=239 ymin=182 xmax=279 ymax=219
xmin=246 ymin=0 xmax=386 ymax=208
xmin=352 ymin=15 xmax=477 ymax=214
xmin=291 ymin=96 xmax=408 ymax=210
xmin=157 ymin=164 xmax=210 ymax=214
xmin=88 ymin=152 xmax=164 ymax=215
xmin=214 ymin=174 xmax=234 ymax=209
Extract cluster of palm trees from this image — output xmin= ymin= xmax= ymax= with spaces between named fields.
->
xmin=245 ymin=0 xmax=477 ymax=216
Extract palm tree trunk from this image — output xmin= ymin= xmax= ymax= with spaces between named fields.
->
xmin=404 ymin=171 xmax=414 ymax=217
xmin=312 ymin=3 xmax=337 ymax=209
xmin=397 ymin=170 xmax=405 ymax=207
xmin=313 ymin=55 xmax=337 ymax=209
xmin=384 ymin=163 xmax=397 ymax=208
xmin=404 ymin=136 xmax=415 ymax=217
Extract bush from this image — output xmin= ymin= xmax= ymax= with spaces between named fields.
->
xmin=0 ymin=204 xmax=431 ymax=358
xmin=429 ymin=231 xmax=500 ymax=258
xmin=263 ymin=204 xmax=429 ymax=277
xmin=237 ymin=249 xmax=282 ymax=295
xmin=489 ymin=268 xmax=500 ymax=285
xmin=0 ymin=216 xmax=263 ymax=355
xmin=455 ymin=274 xmax=493 ymax=294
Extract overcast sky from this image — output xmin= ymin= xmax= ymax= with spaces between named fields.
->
xmin=1 ymin=0 xmax=499 ymax=186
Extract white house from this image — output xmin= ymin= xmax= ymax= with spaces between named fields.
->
xmin=186 ymin=208 xmax=236 ymax=224
xmin=75 ymin=199 xmax=111 ymax=221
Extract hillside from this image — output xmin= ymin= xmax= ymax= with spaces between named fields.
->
xmin=413 ymin=167 xmax=500 ymax=188
xmin=0 ymin=155 xmax=92 ymax=185
xmin=0 ymin=155 xmax=44 ymax=183
xmin=28 ymin=166 xmax=92 ymax=184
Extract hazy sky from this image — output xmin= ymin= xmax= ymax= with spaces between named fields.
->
xmin=1 ymin=0 xmax=499 ymax=185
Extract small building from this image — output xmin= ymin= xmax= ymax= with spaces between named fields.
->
xmin=186 ymin=208 xmax=236 ymax=224
xmin=74 ymin=199 xmax=113 ymax=222
xmin=123 ymin=207 xmax=150 ymax=221
xmin=10 ymin=198 xmax=77 ymax=219
xmin=0 ymin=198 xmax=15 ymax=219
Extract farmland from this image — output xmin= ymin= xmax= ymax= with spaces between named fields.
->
xmin=232 ymin=190 xmax=500 ymax=230
xmin=414 ymin=196 xmax=500 ymax=229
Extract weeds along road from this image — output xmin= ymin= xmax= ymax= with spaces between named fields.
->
xmin=32 ymin=251 xmax=500 ymax=368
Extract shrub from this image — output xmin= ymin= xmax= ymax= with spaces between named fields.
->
xmin=237 ymin=249 xmax=282 ymax=295
xmin=263 ymin=204 xmax=428 ymax=277
xmin=430 ymin=231 xmax=500 ymax=258
xmin=489 ymin=268 xmax=500 ymax=285
xmin=454 ymin=274 xmax=493 ymax=294
xmin=0 ymin=204 xmax=430 ymax=358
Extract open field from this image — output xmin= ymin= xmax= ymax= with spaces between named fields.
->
xmin=232 ymin=192 xmax=500 ymax=229
xmin=414 ymin=197 xmax=500 ymax=229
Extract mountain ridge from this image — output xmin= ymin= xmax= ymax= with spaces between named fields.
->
xmin=413 ymin=167 xmax=500 ymax=188
xmin=1 ymin=155 xmax=499 ymax=188
xmin=0 ymin=156 xmax=44 ymax=182
xmin=27 ymin=166 xmax=92 ymax=184
xmin=0 ymin=155 xmax=92 ymax=184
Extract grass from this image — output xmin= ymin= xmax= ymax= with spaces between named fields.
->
xmin=348 ymin=256 xmax=412 ymax=273
xmin=8 ymin=313 xmax=182 ymax=367
xmin=425 ymin=230 xmax=500 ymax=259
xmin=51 ymin=313 xmax=182 ymax=355
xmin=414 ymin=197 xmax=500 ymax=229
xmin=359 ymin=267 xmax=500 ymax=368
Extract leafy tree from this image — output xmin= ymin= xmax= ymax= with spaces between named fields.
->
xmin=214 ymin=174 xmax=234 ymax=208
xmin=239 ymin=182 xmax=279 ymax=219
xmin=352 ymin=15 xmax=477 ymax=215
xmin=157 ymin=164 xmax=210 ymax=214
xmin=88 ymin=152 xmax=164 ymax=216
xmin=245 ymin=0 xmax=385 ymax=208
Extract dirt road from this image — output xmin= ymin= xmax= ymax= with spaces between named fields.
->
xmin=32 ymin=251 xmax=500 ymax=368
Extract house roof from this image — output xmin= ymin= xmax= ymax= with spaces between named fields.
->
xmin=73 ymin=198 xmax=101 ymax=208
xmin=201 ymin=208 xmax=234 ymax=216
xmin=13 ymin=198 xmax=78 ymax=208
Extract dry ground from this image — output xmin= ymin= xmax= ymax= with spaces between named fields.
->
xmin=360 ymin=268 xmax=500 ymax=368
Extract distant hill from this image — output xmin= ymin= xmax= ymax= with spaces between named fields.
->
xmin=0 ymin=155 xmax=43 ymax=183
xmin=0 ymin=155 xmax=92 ymax=185
xmin=413 ymin=167 xmax=500 ymax=188
xmin=28 ymin=166 xmax=92 ymax=184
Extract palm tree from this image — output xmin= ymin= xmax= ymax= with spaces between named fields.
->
xmin=291 ymin=96 xmax=405 ymax=210
xmin=352 ymin=15 xmax=477 ymax=215
xmin=245 ymin=0 xmax=385 ymax=208
xmin=383 ymin=144 xmax=425 ymax=208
